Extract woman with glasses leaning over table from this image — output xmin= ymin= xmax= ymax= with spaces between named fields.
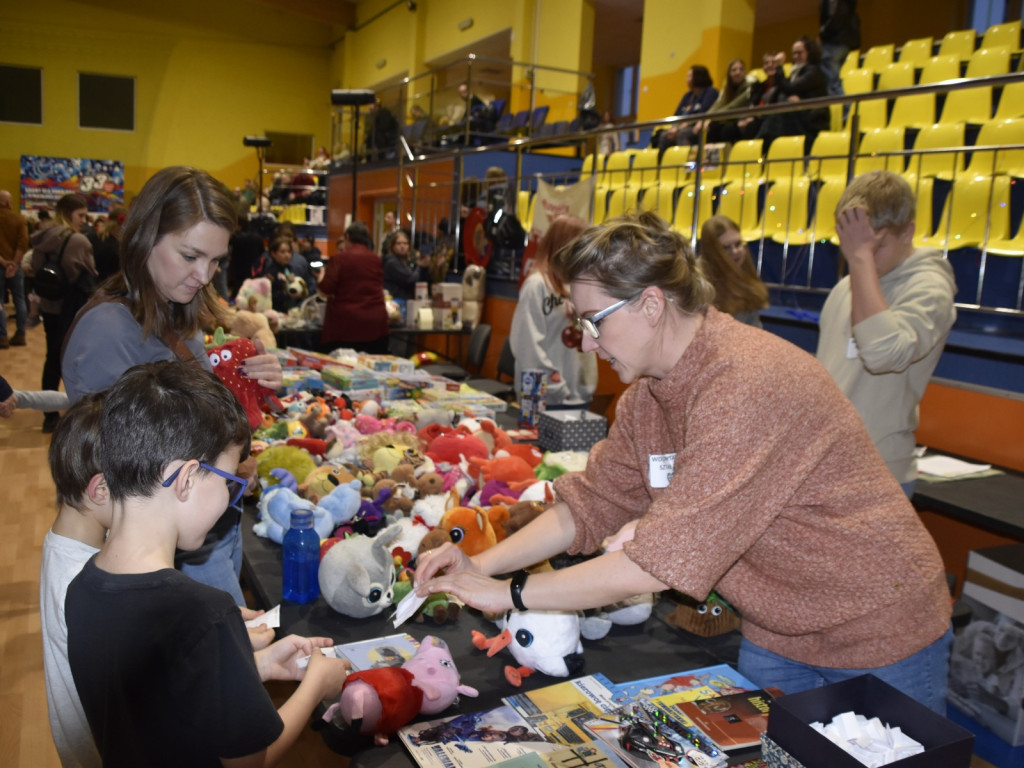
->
xmin=417 ymin=210 xmax=953 ymax=713
xmin=61 ymin=166 xmax=283 ymax=606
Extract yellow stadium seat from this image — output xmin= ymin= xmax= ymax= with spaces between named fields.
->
xmin=516 ymin=190 xmax=532 ymax=230
xmin=842 ymin=68 xmax=884 ymax=131
xmin=628 ymin=148 xmax=661 ymax=190
xmin=765 ymin=178 xmax=812 ymax=244
xmin=938 ymin=29 xmax=977 ymax=63
xmin=981 ymin=20 xmax=1021 ymax=52
xmin=599 ymin=151 xmax=632 ymax=192
xmin=965 ymin=118 xmax=1024 ymax=178
xmin=603 ymin=187 xmax=640 ymax=221
xmin=994 ymin=80 xmax=1024 ymax=120
xmin=840 ymin=49 xmax=861 ymax=79
xmin=899 ymin=37 xmax=935 ymax=67
xmin=939 ymin=47 xmax=1010 ymax=125
xmin=659 ymin=145 xmax=690 ymax=188
xmin=854 ymin=127 xmax=907 ymax=175
xmin=908 ymin=176 xmax=937 ymax=249
xmin=763 ymin=135 xmax=806 ymax=183
xmin=862 ymin=44 xmax=896 ymax=73
xmin=808 ymin=131 xmax=853 ymax=182
xmin=889 ymin=56 xmax=960 ymax=130
xmin=672 ymin=183 xmax=714 ymax=239
xmin=641 ymin=182 xmax=677 ymax=223
xmin=719 ymin=139 xmax=764 ymax=187
xmin=854 ymin=62 xmax=915 ymax=132
xmin=919 ymin=174 xmax=1011 ymax=250
xmin=796 ymin=178 xmax=847 ymax=246
xmin=907 ymin=122 xmax=966 ymax=182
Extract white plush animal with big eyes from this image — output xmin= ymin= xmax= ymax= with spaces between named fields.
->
xmin=318 ymin=524 xmax=402 ymax=618
xmin=472 ymin=608 xmax=585 ymax=686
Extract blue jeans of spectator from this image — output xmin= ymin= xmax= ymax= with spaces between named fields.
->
xmin=178 ymin=519 xmax=245 ymax=606
xmin=0 ymin=266 xmax=28 ymax=336
xmin=821 ymin=42 xmax=850 ymax=97
xmin=738 ymin=625 xmax=953 ymax=714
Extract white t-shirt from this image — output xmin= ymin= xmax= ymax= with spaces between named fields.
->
xmin=40 ymin=529 xmax=101 ymax=768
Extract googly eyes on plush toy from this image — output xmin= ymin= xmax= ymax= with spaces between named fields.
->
xmin=208 ymin=348 xmax=234 ymax=367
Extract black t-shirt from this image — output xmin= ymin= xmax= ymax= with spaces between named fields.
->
xmin=66 ymin=558 xmax=283 ymax=767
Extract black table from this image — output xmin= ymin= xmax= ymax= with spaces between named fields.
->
xmin=913 ymin=469 xmax=1024 ymax=541
xmin=239 ymin=506 xmax=742 ymax=766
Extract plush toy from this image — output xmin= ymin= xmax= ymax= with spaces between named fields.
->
xmin=206 ymin=331 xmax=284 ymax=430
xmin=359 ymin=432 xmax=426 ymax=475
xmin=473 ymin=609 xmax=586 ymax=686
xmin=438 ymin=505 xmax=510 ymax=556
xmin=236 ymin=276 xmax=273 ymax=313
xmin=535 ymin=450 xmax=589 ymax=481
xmin=224 ymin=308 xmax=277 ymax=349
xmin=318 ymin=524 xmax=403 ymax=618
xmin=468 ymin=455 xmax=537 ymax=489
xmin=461 ymin=264 xmax=486 ymax=328
xmin=503 ymin=500 xmax=549 ymax=536
xmin=286 ymin=274 xmax=308 ymax=301
xmin=499 ymin=443 xmax=545 ymax=469
xmin=325 ymin=635 xmax=479 ymax=744
xmin=302 ymin=464 xmax=357 ymax=504
xmin=256 ymin=444 xmax=317 ymax=489
xmin=316 ymin=478 xmax=363 ymax=531
xmin=253 ymin=485 xmax=331 ymax=543
xmin=425 ymin=430 xmax=489 ymax=469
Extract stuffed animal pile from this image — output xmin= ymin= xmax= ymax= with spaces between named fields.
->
xmin=245 ymin=364 xmax=658 ymax=683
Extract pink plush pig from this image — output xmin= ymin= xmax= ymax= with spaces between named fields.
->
xmin=326 ymin=635 xmax=478 ymax=745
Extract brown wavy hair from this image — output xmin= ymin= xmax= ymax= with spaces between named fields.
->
xmin=698 ymin=215 xmax=769 ymax=316
xmin=95 ymin=166 xmax=235 ymax=341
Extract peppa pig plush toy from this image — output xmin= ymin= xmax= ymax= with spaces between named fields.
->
xmin=325 ymin=635 xmax=479 ymax=744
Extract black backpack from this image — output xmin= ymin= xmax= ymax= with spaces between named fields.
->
xmin=34 ymin=232 xmax=73 ymax=302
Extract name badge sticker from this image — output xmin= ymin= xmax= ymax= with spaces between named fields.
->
xmin=648 ymin=453 xmax=677 ymax=488
xmin=846 ymin=337 xmax=859 ymax=359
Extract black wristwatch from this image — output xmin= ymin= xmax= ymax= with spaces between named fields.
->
xmin=509 ymin=569 xmax=529 ymax=611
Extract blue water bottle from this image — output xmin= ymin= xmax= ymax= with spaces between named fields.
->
xmin=282 ymin=509 xmax=320 ymax=603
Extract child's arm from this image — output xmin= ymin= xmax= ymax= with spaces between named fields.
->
xmin=12 ymin=389 xmax=70 ymax=413
xmin=222 ymin=646 xmax=350 ymax=768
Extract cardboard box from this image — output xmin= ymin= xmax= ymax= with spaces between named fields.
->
xmin=431 ymin=282 xmax=462 ymax=303
xmin=765 ymin=675 xmax=973 ymax=768
xmin=948 ymin=544 xmax=1024 ymax=747
xmin=537 ymin=410 xmax=607 ymax=452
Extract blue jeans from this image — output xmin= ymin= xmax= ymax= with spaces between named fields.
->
xmin=821 ymin=42 xmax=850 ymax=97
xmin=0 ymin=266 xmax=27 ymax=336
xmin=738 ymin=625 xmax=954 ymax=714
xmin=178 ymin=520 xmax=245 ymax=606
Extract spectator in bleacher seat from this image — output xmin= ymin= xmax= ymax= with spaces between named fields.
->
xmin=597 ymin=111 xmax=621 ymax=156
xmin=692 ymin=59 xmax=759 ymax=145
xmin=653 ymin=65 xmax=718 ymax=153
xmin=698 ymin=215 xmax=769 ymax=328
xmin=819 ymin=0 xmax=860 ymax=96
xmin=817 ymin=171 xmax=956 ymax=498
xmin=755 ymin=37 xmax=830 ymax=153
xmin=713 ymin=52 xmax=785 ymax=144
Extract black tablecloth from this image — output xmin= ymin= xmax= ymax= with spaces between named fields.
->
xmin=239 ymin=505 xmax=742 ymax=765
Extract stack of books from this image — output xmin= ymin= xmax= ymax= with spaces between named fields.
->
xmin=396 ymin=664 xmax=778 ymax=768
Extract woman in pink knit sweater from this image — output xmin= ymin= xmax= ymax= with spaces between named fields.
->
xmin=417 ymin=211 xmax=953 ymax=712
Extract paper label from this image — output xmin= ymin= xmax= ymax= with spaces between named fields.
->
xmin=649 ymin=453 xmax=677 ymax=488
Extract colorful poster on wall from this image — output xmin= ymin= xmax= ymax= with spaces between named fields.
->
xmin=20 ymin=155 xmax=125 ymax=213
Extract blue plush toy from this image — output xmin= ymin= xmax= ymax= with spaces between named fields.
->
xmin=317 ymin=478 xmax=363 ymax=531
xmin=254 ymin=485 xmax=331 ymax=542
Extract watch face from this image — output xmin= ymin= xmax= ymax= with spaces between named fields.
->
xmin=562 ymin=324 xmax=583 ymax=350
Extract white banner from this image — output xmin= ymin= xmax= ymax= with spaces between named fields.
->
xmin=530 ymin=176 xmax=596 ymax=239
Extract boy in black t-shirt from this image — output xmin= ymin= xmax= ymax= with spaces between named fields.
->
xmin=65 ymin=361 xmax=350 ymax=767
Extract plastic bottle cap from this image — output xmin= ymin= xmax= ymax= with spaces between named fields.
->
xmin=290 ymin=509 xmax=314 ymax=529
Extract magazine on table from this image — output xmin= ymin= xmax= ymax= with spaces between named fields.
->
xmin=503 ymin=674 xmax=619 ymax=744
xmin=491 ymin=741 xmax=632 ymax=768
xmin=326 ymin=632 xmax=420 ymax=670
xmin=397 ymin=704 xmax=566 ymax=768
xmin=661 ymin=688 xmax=782 ymax=753
xmin=606 ymin=664 xmax=757 ymax=708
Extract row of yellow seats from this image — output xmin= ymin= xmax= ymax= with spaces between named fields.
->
xmin=840 ymin=19 xmax=1021 ymax=77
xmin=842 ymin=46 xmax=1022 ymax=132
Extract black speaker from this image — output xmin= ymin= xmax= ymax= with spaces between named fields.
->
xmin=331 ymin=89 xmax=376 ymax=107
xmin=243 ymin=136 xmax=272 ymax=147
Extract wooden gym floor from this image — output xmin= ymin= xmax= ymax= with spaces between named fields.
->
xmin=0 ymin=310 xmax=995 ymax=768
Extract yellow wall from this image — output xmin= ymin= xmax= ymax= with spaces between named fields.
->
xmin=638 ymin=0 xmax=756 ymax=121
xmin=1 ymin=1 xmax=332 ymax=204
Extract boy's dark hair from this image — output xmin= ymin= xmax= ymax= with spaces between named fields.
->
xmin=49 ymin=392 xmax=105 ymax=510
xmin=100 ymin=361 xmax=251 ymax=502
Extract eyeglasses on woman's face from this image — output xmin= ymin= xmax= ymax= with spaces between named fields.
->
xmin=162 ymin=461 xmax=248 ymax=508
xmin=574 ymin=292 xmax=643 ymax=340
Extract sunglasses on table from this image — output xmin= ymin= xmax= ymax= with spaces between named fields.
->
xmin=162 ymin=461 xmax=248 ymax=508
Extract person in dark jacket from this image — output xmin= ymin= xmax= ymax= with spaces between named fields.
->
xmin=382 ymin=230 xmax=431 ymax=301
xmin=317 ymin=222 xmax=389 ymax=354
xmin=755 ymin=37 xmax=830 ymax=153
xmin=820 ymin=0 xmax=860 ymax=96
xmin=655 ymin=65 xmax=719 ymax=151
xmin=365 ymin=97 xmax=399 ymax=162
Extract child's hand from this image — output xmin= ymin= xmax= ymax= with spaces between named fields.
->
xmin=305 ymin=647 xmax=351 ymax=699
xmin=247 ymin=625 xmax=275 ymax=650
xmin=256 ymin=635 xmax=336 ymax=682
xmin=0 ymin=392 xmax=16 ymax=418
